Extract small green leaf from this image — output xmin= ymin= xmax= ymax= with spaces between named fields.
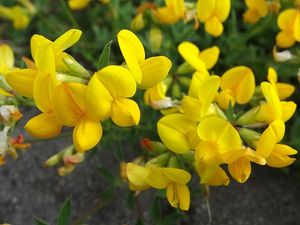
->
xmin=97 ymin=40 xmax=113 ymax=70
xmin=34 ymin=217 xmax=50 ymax=225
xmin=57 ymin=197 xmax=72 ymax=225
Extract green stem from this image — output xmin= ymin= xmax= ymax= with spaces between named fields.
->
xmin=59 ymin=0 xmax=80 ymax=28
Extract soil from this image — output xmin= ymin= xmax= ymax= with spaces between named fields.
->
xmin=0 ymin=110 xmax=300 ymax=225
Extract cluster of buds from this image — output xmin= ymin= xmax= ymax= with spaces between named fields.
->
xmin=44 ymin=145 xmax=85 ymax=176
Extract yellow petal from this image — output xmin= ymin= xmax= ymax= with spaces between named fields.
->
xmin=25 ymin=112 xmax=62 ymax=139
xmin=197 ymin=164 xmax=230 ymax=186
xmin=294 ymin=13 xmax=300 ymax=41
xmin=157 ymin=114 xmax=197 ymax=154
xmin=34 ymin=43 xmax=55 ymax=75
xmin=154 ymin=7 xmax=180 ymax=24
xmin=196 ymin=0 xmax=214 ymax=22
xmin=188 ymin=71 xmax=209 ymax=98
xmin=117 ymin=29 xmax=145 ymax=83
xmin=52 ymin=29 xmax=82 ymax=53
xmin=266 ymin=144 xmax=297 ymax=168
xmin=221 ymin=66 xmax=255 ymax=104
xmin=267 ymin=67 xmax=278 ymax=84
xmin=52 ymin=83 xmax=85 ymax=126
xmin=228 ymin=157 xmax=251 ymax=183
xmin=85 ymin=74 xmax=113 ymax=120
xmin=197 ymin=116 xmax=241 ymax=151
xmin=30 ymin=34 xmax=52 ymax=61
xmin=181 ymin=96 xmax=203 ymax=121
xmin=277 ymin=9 xmax=298 ymax=31
xmin=177 ymin=184 xmax=190 ymax=211
xmin=111 ymin=99 xmax=140 ymax=127
xmin=73 ymin=115 xmax=102 ymax=152
xmin=6 ymin=69 xmax=37 ymax=98
xmin=139 ymin=56 xmax=172 ymax=89
xmin=198 ymin=46 xmax=220 ymax=69
xmin=214 ymin=0 xmax=231 ymax=22
xmin=276 ymin=83 xmax=295 ymax=100
xmin=33 ymin=73 xmax=60 ymax=112
xmin=0 ymin=44 xmax=14 ymax=73
xmin=146 ymin=166 xmax=168 ymax=189
xmin=244 ymin=148 xmax=266 ymax=165
xmin=276 ymin=31 xmax=296 ymax=48
xmin=281 ymin=101 xmax=297 ymax=122
xmin=178 ymin=42 xmax=206 ymax=72
xmin=260 ymin=81 xmax=281 ymax=120
xmin=126 ymin=163 xmax=150 ymax=190
xmin=256 ymin=120 xmax=285 ymax=158
xmin=205 ymin=17 xmax=224 ymax=37
xmin=96 ymin=65 xmax=136 ymax=98
xmin=161 ymin=167 xmax=191 ymax=184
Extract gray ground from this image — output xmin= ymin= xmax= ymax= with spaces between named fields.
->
xmin=0 ymin=110 xmax=300 ymax=225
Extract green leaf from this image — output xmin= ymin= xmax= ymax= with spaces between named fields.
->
xmin=97 ymin=40 xmax=113 ymax=70
xmin=57 ymin=197 xmax=72 ymax=225
xmin=34 ymin=217 xmax=50 ymax=225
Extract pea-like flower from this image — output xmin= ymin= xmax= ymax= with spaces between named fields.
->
xmin=196 ymin=0 xmax=231 ymax=37
xmin=276 ymin=8 xmax=300 ymax=48
xmin=117 ymin=29 xmax=172 ymax=89
xmin=86 ymin=65 xmax=140 ymax=127
xmin=153 ymin=0 xmax=185 ymax=24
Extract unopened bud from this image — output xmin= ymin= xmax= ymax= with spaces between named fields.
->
xmin=167 ymin=156 xmax=180 ymax=168
xmin=236 ymin=106 xmax=260 ymax=126
xmin=149 ymin=27 xmax=162 ymax=52
xmin=146 ymin=152 xmax=170 ymax=166
xmin=176 ymin=62 xmax=194 ymax=75
xmin=58 ymin=165 xmax=75 ymax=176
xmin=238 ymin=128 xmax=261 ymax=149
xmin=131 ymin=13 xmax=145 ymax=31
xmin=62 ymin=56 xmax=91 ymax=79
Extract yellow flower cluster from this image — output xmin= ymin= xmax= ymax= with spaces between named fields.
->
xmin=124 ymin=40 xmax=297 ymax=211
xmin=5 ymin=29 xmax=171 ymax=154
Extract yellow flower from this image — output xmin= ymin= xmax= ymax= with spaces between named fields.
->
xmin=196 ymin=116 xmax=242 ymax=166
xmin=181 ymin=73 xmax=221 ymax=121
xmin=276 ymin=8 xmax=300 ymax=48
xmin=228 ymin=147 xmax=266 ymax=183
xmin=178 ymin=42 xmax=220 ymax=72
xmin=267 ymin=67 xmax=295 ymax=100
xmin=255 ymin=82 xmax=296 ymax=123
xmin=157 ymin=114 xmax=198 ymax=154
xmin=117 ymin=29 xmax=172 ymax=89
xmin=86 ymin=65 xmax=140 ymax=127
xmin=153 ymin=0 xmax=185 ymax=24
xmin=243 ymin=0 xmax=268 ymax=24
xmin=196 ymin=0 xmax=231 ymax=36
xmin=216 ymin=66 xmax=255 ymax=109
xmin=256 ymin=120 xmax=297 ymax=167
xmin=0 ymin=5 xmax=30 ymax=29
xmin=52 ymin=82 xmax=102 ymax=152
xmin=146 ymin=166 xmax=191 ymax=211
xmin=68 ymin=0 xmax=91 ymax=10
xmin=7 ymin=29 xmax=82 ymax=98
xmin=126 ymin=163 xmax=191 ymax=211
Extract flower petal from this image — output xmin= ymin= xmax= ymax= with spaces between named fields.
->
xmin=139 ymin=56 xmax=172 ymax=89
xmin=73 ymin=115 xmax=102 ymax=152
xmin=198 ymin=46 xmax=220 ymax=69
xmin=6 ymin=69 xmax=37 ymax=98
xmin=25 ymin=112 xmax=62 ymax=139
xmin=52 ymin=29 xmax=82 ymax=53
xmin=157 ymin=114 xmax=197 ymax=154
xmin=117 ymin=29 xmax=145 ymax=83
xmin=111 ymin=99 xmax=140 ymax=127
